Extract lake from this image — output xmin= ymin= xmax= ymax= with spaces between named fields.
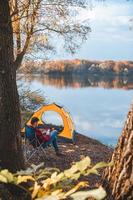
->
xmin=20 ymin=74 xmax=133 ymax=147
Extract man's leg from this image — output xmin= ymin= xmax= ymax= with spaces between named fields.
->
xmin=42 ymin=131 xmax=59 ymax=153
xmin=50 ymin=131 xmax=59 ymax=153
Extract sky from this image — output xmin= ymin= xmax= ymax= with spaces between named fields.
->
xmin=52 ymin=0 xmax=133 ymax=61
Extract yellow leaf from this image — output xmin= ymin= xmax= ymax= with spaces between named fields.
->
xmin=65 ymin=181 xmax=89 ymax=197
xmin=32 ymin=182 xmax=41 ymax=199
xmin=42 ymin=178 xmax=52 ymax=190
xmin=0 ymin=169 xmax=14 ymax=182
xmin=17 ymin=175 xmax=35 ymax=184
xmin=70 ymin=172 xmax=81 ymax=180
xmin=76 ymin=157 xmax=91 ymax=172
xmin=51 ymin=172 xmax=57 ymax=179
xmin=51 ymin=189 xmax=63 ymax=196
xmin=70 ymin=186 xmax=106 ymax=200
xmin=93 ymin=161 xmax=114 ymax=170
xmin=85 ymin=168 xmax=99 ymax=176
xmin=56 ymin=172 xmax=64 ymax=181
xmin=35 ymin=195 xmax=59 ymax=200
xmin=64 ymin=157 xmax=91 ymax=178
xmin=64 ymin=165 xmax=77 ymax=178
xmin=37 ymin=188 xmax=49 ymax=198
xmin=0 ymin=174 xmax=8 ymax=183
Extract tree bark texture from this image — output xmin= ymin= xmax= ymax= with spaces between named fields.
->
xmin=103 ymin=104 xmax=133 ymax=200
xmin=0 ymin=0 xmax=24 ymax=172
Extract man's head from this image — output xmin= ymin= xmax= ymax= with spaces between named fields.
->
xmin=31 ymin=117 xmax=39 ymax=127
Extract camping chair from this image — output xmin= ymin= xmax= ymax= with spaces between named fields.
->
xmin=22 ymin=125 xmax=46 ymax=161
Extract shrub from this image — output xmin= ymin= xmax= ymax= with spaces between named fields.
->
xmin=0 ymin=157 xmax=113 ymax=200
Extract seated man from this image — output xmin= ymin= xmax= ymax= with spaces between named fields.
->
xmin=26 ymin=117 xmax=62 ymax=156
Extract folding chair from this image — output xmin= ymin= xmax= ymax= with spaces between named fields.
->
xmin=22 ymin=125 xmax=46 ymax=161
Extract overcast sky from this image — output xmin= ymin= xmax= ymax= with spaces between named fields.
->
xmin=53 ymin=0 xmax=133 ymax=61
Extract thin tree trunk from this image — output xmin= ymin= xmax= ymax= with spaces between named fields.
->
xmin=12 ymin=0 xmax=21 ymax=55
xmin=0 ymin=0 xmax=25 ymax=172
xmin=103 ymin=104 xmax=133 ymax=200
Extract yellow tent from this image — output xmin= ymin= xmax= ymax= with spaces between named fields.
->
xmin=21 ymin=103 xmax=74 ymax=140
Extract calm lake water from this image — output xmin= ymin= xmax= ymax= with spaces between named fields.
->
xmin=20 ymin=74 xmax=133 ymax=147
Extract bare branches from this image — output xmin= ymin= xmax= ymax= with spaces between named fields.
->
xmin=13 ymin=0 xmax=42 ymax=69
xmin=9 ymin=0 xmax=91 ymax=69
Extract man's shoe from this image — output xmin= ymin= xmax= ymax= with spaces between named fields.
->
xmin=56 ymin=152 xmax=64 ymax=156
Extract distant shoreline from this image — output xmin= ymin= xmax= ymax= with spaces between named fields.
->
xmin=19 ymin=59 xmax=133 ymax=76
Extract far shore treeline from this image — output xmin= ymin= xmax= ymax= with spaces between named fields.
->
xmin=19 ymin=59 xmax=133 ymax=76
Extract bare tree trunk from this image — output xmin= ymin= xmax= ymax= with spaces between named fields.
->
xmin=0 ymin=0 xmax=25 ymax=172
xmin=12 ymin=0 xmax=21 ymax=55
xmin=103 ymin=104 xmax=133 ymax=200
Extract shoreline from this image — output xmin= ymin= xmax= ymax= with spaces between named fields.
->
xmin=19 ymin=59 xmax=133 ymax=76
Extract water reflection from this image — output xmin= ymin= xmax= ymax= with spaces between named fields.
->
xmin=21 ymin=74 xmax=133 ymax=90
